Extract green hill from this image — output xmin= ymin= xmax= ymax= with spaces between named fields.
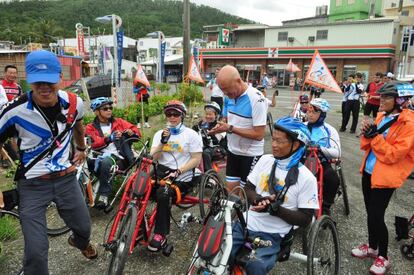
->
xmin=0 ymin=0 xmax=252 ymax=44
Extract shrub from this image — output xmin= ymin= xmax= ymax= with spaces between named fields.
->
xmin=175 ymin=82 xmax=204 ymax=106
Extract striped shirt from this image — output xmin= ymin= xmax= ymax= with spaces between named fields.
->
xmin=0 ymin=90 xmax=84 ymax=179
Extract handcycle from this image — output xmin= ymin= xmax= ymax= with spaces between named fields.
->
xmin=304 ymin=138 xmax=350 ymax=217
xmin=45 ymin=136 xmax=142 ymax=237
xmin=197 ymin=127 xmax=227 ymax=174
xmin=104 ymin=144 xmax=223 ymax=275
xmin=187 ymin=181 xmax=341 ymax=274
xmin=395 ymin=212 xmax=414 ymax=260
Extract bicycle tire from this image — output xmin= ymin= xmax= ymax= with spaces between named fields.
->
xmin=199 ymin=170 xmax=221 ymax=220
xmin=0 ymin=209 xmax=24 ymax=275
xmin=107 ymin=205 xmax=137 ymax=275
xmin=267 ymin=112 xmax=273 ymax=136
xmin=337 ymin=164 xmax=350 ymax=216
xmin=45 ymin=202 xmax=70 ymax=237
xmin=307 ymin=215 xmax=340 ymax=275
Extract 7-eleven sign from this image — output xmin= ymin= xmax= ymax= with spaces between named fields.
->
xmin=219 ymin=28 xmax=230 ymax=46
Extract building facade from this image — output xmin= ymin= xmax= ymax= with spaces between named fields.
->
xmin=200 ymin=19 xmax=397 ymax=86
xmin=329 ymin=0 xmax=383 ymax=22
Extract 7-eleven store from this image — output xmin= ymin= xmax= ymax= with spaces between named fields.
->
xmin=200 ymin=45 xmax=395 ymax=86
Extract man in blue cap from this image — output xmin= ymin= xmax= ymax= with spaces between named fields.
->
xmin=0 ymin=50 xmax=97 ymax=275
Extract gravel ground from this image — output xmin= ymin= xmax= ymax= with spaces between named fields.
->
xmin=2 ymin=87 xmax=414 ymax=275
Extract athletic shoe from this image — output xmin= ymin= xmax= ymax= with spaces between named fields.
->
xmin=144 ymin=122 xmax=151 ymax=128
xmin=350 ymin=130 xmax=356 ymax=134
xmin=369 ymin=256 xmax=391 ymax=274
xmin=94 ymin=195 xmax=108 ymax=210
xmin=339 ymin=128 xmax=346 ymax=132
xmin=68 ymin=236 xmax=98 ymax=260
xmin=351 ymin=244 xmax=378 ymax=259
xmin=136 ymin=123 xmax=141 ymax=129
xmin=147 ymin=234 xmax=166 ymax=252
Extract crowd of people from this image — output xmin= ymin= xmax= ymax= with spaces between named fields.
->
xmin=0 ymin=50 xmax=413 ymax=275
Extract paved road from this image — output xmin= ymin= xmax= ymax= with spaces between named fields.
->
xmin=39 ymin=87 xmax=414 ymax=274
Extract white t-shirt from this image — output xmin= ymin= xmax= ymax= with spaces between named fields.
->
xmin=222 ymin=86 xmax=268 ymax=156
xmin=246 ymin=154 xmax=319 ymax=236
xmin=152 ymin=126 xmax=203 ymax=182
xmin=0 ymin=85 xmax=8 ymax=108
xmin=100 ymin=123 xmax=122 ymax=158
xmin=207 ymin=78 xmax=224 ymax=98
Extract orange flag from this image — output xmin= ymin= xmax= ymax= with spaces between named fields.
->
xmin=133 ymin=64 xmax=151 ymax=87
xmin=304 ymin=50 xmax=341 ymax=93
xmin=187 ymin=55 xmax=204 ymax=84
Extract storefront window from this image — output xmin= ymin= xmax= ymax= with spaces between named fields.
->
xmin=343 ymin=65 xmax=357 ymax=79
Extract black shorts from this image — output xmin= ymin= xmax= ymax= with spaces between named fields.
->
xmin=226 ymin=151 xmax=261 ymax=186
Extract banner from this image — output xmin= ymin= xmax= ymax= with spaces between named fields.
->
xmin=187 ymin=55 xmax=204 ymax=84
xmin=160 ymin=41 xmax=166 ymax=79
xmin=116 ymin=28 xmax=124 ymax=86
xmin=304 ymin=50 xmax=341 ymax=94
xmin=134 ymin=64 xmax=151 ymax=87
xmin=219 ymin=27 xmax=230 ymax=47
xmin=199 ymin=51 xmax=204 ymax=73
xmin=76 ymin=29 xmax=85 ymax=56
xmin=285 ymin=58 xmax=301 ymax=72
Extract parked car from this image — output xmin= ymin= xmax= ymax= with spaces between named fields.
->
xmin=64 ymin=75 xmax=112 ymax=100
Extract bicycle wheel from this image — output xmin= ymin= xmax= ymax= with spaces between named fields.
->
xmin=176 ymin=176 xmax=200 ymax=210
xmin=307 ymin=215 xmax=340 ymax=275
xmin=199 ymin=170 xmax=221 ymax=220
xmin=0 ymin=210 xmax=24 ymax=275
xmin=107 ymin=205 xmax=137 ymax=275
xmin=336 ymin=163 xmax=350 ymax=216
xmin=267 ymin=112 xmax=273 ymax=136
xmin=45 ymin=202 xmax=70 ymax=237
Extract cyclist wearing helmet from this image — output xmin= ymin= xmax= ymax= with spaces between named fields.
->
xmin=149 ymin=100 xmax=203 ymax=252
xmin=229 ymin=116 xmax=318 ymax=275
xmin=192 ymin=101 xmax=226 ymax=171
xmin=352 ymin=82 xmax=414 ymax=274
xmin=85 ymin=97 xmax=141 ymax=208
xmin=293 ymin=94 xmax=309 ymax=122
xmin=306 ymin=98 xmax=341 ymax=215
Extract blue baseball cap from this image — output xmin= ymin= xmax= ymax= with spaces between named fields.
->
xmin=25 ymin=50 xmax=61 ymax=84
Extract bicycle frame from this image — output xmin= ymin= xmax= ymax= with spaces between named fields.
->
xmin=304 ymin=146 xmax=324 ymax=218
xmin=107 ymin=157 xmax=210 ymax=255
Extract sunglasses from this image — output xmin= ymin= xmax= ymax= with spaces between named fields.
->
xmin=100 ymin=106 xmax=113 ymax=111
xmin=165 ymin=112 xmax=181 ymax=118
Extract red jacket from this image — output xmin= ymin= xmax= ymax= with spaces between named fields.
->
xmin=360 ymin=109 xmax=414 ymax=189
xmin=85 ymin=117 xmax=141 ymax=150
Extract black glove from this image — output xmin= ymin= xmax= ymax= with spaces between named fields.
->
xmin=268 ymin=200 xmax=282 ymax=216
xmin=363 ymin=124 xmax=378 ymax=139
xmin=161 ymin=130 xmax=171 ymax=144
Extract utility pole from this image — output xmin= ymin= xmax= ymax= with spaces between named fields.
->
xmin=183 ymin=0 xmax=190 ymax=80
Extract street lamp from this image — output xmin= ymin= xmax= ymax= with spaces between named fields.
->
xmin=95 ymin=14 xmax=122 ymax=88
xmin=146 ymin=31 xmax=164 ymax=83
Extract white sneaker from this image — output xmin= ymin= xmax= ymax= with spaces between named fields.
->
xmin=369 ymin=256 xmax=391 ymax=274
xmin=136 ymin=123 xmax=141 ymax=129
xmin=144 ymin=122 xmax=151 ymax=128
xmin=351 ymin=244 xmax=378 ymax=259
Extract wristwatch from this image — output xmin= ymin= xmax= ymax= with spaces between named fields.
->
xmin=227 ymin=125 xmax=234 ymax=134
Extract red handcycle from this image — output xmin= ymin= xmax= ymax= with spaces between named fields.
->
xmin=104 ymin=142 xmax=223 ymax=275
xmin=304 ymin=142 xmax=350 ymax=217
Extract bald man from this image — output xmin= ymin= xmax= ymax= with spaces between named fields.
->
xmin=209 ymin=65 xmax=268 ymax=191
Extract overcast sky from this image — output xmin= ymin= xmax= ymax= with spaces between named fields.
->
xmin=191 ymin=0 xmax=330 ymax=26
